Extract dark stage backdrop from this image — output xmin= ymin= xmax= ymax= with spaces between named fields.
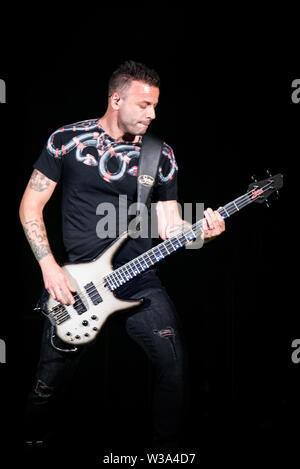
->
xmin=0 ymin=8 xmax=298 ymax=466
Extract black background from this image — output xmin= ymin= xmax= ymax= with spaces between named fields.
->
xmin=0 ymin=7 xmax=298 ymax=467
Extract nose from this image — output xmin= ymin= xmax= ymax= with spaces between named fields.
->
xmin=147 ymin=106 xmax=156 ymax=120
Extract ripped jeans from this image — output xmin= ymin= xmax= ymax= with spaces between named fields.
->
xmin=24 ymin=271 xmax=189 ymax=448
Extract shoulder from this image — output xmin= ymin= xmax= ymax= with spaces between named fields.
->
xmin=160 ymin=141 xmax=178 ymax=168
xmin=46 ymin=118 xmax=101 ymax=158
xmin=156 ymin=141 xmax=178 ymax=184
xmin=48 ymin=118 xmax=100 ymax=141
xmin=162 ymin=141 xmax=174 ymax=154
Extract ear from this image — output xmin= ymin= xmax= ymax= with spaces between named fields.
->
xmin=110 ymin=92 xmax=121 ymax=110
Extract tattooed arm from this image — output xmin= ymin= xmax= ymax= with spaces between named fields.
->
xmin=19 ymin=170 xmax=75 ymax=305
xmin=20 ymin=170 xmax=53 ymax=262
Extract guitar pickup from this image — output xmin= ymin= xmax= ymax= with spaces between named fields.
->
xmin=84 ymin=282 xmax=103 ymax=305
xmin=72 ymin=292 xmax=88 ymax=315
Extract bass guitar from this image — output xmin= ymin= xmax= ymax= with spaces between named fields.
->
xmin=39 ymin=173 xmax=283 ymax=347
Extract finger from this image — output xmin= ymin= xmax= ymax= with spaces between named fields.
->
xmin=66 ymin=289 xmax=75 ymax=305
xmin=214 ymin=210 xmax=224 ymax=223
xmin=202 ymin=218 xmax=213 ymax=238
xmin=61 ymin=284 xmax=75 ymax=305
xmin=202 ymin=218 xmax=209 ymax=232
xmin=53 ymin=286 xmax=68 ymax=305
xmin=207 ymin=210 xmax=223 ymax=229
xmin=47 ymin=287 xmax=56 ymax=302
xmin=65 ymin=277 xmax=76 ymax=295
xmin=213 ymin=211 xmax=225 ymax=231
xmin=204 ymin=209 xmax=215 ymax=230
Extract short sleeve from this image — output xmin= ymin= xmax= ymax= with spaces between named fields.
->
xmin=152 ymin=142 xmax=178 ymax=202
xmin=33 ymin=129 xmax=63 ymax=182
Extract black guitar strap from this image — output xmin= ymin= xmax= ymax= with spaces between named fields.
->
xmin=136 ymin=133 xmax=163 ymax=215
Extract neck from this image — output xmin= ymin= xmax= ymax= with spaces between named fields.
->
xmin=98 ymin=113 xmax=137 ymax=142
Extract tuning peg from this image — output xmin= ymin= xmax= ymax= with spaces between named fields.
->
xmin=265 ymin=199 xmax=271 ymax=208
xmin=275 ymin=190 xmax=280 ymax=199
xmin=251 ymin=174 xmax=258 ymax=183
xmin=266 ymin=169 xmax=272 ymax=177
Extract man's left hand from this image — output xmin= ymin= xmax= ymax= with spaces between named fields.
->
xmin=202 ymin=207 xmax=225 ymax=239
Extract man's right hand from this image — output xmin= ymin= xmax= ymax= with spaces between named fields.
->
xmin=40 ymin=255 xmax=76 ymax=305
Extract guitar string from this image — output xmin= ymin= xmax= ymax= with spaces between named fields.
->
xmin=76 ymin=181 xmax=272 ymax=295
xmin=54 ymin=183 xmax=269 ymax=312
xmin=48 ymin=182 xmax=273 ymax=317
xmin=49 ymin=182 xmax=271 ymax=316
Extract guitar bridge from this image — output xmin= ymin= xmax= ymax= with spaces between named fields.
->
xmin=49 ymin=305 xmax=71 ymax=324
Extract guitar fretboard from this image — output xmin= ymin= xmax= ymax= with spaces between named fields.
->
xmin=104 ymin=189 xmax=255 ymax=291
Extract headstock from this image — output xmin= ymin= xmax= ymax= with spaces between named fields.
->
xmin=247 ymin=172 xmax=283 ymax=205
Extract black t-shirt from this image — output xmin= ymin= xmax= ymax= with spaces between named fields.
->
xmin=33 ymin=118 xmax=178 ymax=274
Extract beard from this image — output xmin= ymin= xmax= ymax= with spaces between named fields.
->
xmin=117 ymin=113 xmax=150 ymax=137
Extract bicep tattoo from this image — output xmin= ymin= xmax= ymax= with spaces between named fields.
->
xmin=29 ymin=170 xmax=51 ymax=192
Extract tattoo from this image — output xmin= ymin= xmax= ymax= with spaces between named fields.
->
xmin=29 ymin=170 xmax=51 ymax=192
xmin=23 ymin=218 xmax=52 ymax=261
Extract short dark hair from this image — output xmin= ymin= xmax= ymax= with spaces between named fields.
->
xmin=108 ymin=60 xmax=160 ymax=97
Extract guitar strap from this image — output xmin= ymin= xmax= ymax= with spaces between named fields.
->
xmin=136 ymin=133 xmax=163 ymax=215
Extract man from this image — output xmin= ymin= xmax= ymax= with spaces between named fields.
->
xmin=20 ymin=61 xmax=225 ymax=451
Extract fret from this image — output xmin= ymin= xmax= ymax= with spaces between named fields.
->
xmin=117 ymin=271 xmax=126 ymax=285
xmin=105 ymin=276 xmax=114 ymax=290
xmin=111 ymin=272 xmax=121 ymax=287
xmin=107 ymin=274 xmax=118 ymax=290
xmin=153 ymin=246 xmax=164 ymax=262
xmin=140 ymin=252 xmax=152 ymax=269
xmin=233 ymin=201 xmax=239 ymax=211
xmin=117 ymin=268 xmax=128 ymax=283
xmin=108 ymin=274 xmax=116 ymax=288
xmin=131 ymin=261 xmax=141 ymax=275
xmin=183 ymin=229 xmax=197 ymax=242
xmin=165 ymin=240 xmax=176 ymax=253
xmin=136 ymin=255 xmax=149 ymax=270
xmin=160 ymin=243 xmax=169 ymax=257
xmin=170 ymin=236 xmax=182 ymax=250
xmin=131 ymin=257 xmax=144 ymax=274
xmin=122 ymin=264 xmax=133 ymax=281
xmin=235 ymin=193 xmax=251 ymax=211
xmin=127 ymin=262 xmax=138 ymax=276
xmin=148 ymin=250 xmax=157 ymax=262
xmin=145 ymin=251 xmax=154 ymax=265
xmin=156 ymin=245 xmax=166 ymax=258
xmin=223 ymin=206 xmax=230 ymax=218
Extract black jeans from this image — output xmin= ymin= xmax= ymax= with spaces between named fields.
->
xmin=24 ymin=271 xmax=189 ymax=449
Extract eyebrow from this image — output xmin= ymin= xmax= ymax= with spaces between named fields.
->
xmin=139 ymin=100 xmax=158 ymax=106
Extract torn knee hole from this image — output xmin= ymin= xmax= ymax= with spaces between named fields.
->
xmin=153 ymin=327 xmax=175 ymax=339
xmin=34 ymin=379 xmax=54 ymax=398
xmin=154 ymin=327 xmax=177 ymax=359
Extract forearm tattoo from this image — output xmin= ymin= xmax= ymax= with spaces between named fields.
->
xmin=22 ymin=218 xmax=52 ymax=261
xmin=29 ymin=169 xmax=51 ymax=192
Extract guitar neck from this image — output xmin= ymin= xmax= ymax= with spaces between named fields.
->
xmin=217 ymin=187 xmax=259 ymax=219
xmin=104 ymin=188 xmax=256 ymax=290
